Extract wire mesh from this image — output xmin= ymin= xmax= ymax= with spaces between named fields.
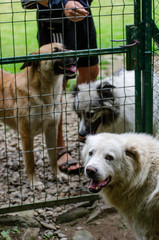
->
xmin=0 ymin=0 xmax=138 ymax=214
xmin=153 ymin=0 xmax=159 ymax=136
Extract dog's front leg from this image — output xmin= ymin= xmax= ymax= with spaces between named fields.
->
xmin=21 ymin=131 xmax=44 ymax=190
xmin=45 ymin=121 xmax=67 ymax=181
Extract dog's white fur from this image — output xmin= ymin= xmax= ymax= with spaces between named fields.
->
xmin=83 ymin=133 xmax=159 ymax=240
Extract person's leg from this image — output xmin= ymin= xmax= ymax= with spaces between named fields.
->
xmin=57 ymin=79 xmax=81 ymax=173
xmin=77 ymin=64 xmax=99 ymax=84
xmin=57 ymin=14 xmax=99 ymax=173
xmin=56 ymin=113 xmax=77 ymax=171
xmin=76 ymin=12 xmax=99 ymax=84
xmin=57 ymin=63 xmax=99 ymax=172
xmin=56 ymin=64 xmax=99 ymax=173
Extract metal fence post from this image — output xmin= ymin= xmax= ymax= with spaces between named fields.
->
xmin=134 ymin=0 xmax=142 ymax=133
xmin=142 ymin=0 xmax=153 ymax=134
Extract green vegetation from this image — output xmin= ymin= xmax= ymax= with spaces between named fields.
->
xmin=100 ymin=59 xmax=110 ymax=70
xmin=92 ymin=0 xmax=134 ymax=49
xmin=0 ymin=229 xmax=11 ymax=240
xmin=0 ymin=227 xmax=21 ymax=240
xmin=0 ymin=0 xmax=38 ymax=72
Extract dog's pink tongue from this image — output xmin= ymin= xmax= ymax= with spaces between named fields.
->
xmin=89 ymin=179 xmax=106 ymax=191
xmin=66 ymin=65 xmax=77 ymax=73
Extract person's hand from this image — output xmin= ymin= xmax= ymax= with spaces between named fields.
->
xmin=64 ymin=1 xmax=89 ymax=22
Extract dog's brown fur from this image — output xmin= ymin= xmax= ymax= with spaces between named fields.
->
xmin=0 ymin=43 xmax=76 ymax=189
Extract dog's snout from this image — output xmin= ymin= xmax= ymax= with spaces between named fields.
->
xmin=86 ymin=166 xmax=97 ymax=178
xmin=79 ymin=131 xmax=87 ymax=137
xmin=78 ymin=131 xmax=88 ymax=142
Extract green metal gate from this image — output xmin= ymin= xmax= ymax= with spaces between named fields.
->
xmin=0 ymin=0 xmax=159 ymax=214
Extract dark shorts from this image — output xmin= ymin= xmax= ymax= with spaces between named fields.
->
xmin=37 ymin=12 xmax=98 ymax=68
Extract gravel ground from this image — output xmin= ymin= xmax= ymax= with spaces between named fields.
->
xmin=0 ymin=93 xmax=88 ymax=207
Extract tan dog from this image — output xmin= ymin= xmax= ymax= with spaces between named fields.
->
xmin=83 ymin=133 xmax=159 ymax=240
xmin=0 ymin=43 xmax=76 ymax=189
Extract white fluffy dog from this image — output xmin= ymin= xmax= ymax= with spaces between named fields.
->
xmin=82 ymin=132 xmax=159 ymax=240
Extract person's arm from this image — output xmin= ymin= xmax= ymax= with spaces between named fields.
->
xmin=47 ymin=0 xmax=89 ymax=22
xmin=22 ymin=0 xmax=89 ymax=22
xmin=21 ymin=0 xmax=60 ymax=9
xmin=49 ymin=0 xmax=88 ymax=8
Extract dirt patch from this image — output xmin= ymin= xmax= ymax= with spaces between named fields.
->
xmin=61 ymin=212 xmax=136 ymax=240
xmin=0 ymin=206 xmax=136 ymax=240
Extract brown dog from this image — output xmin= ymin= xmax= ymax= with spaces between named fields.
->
xmin=0 ymin=43 xmax=76 ymax=189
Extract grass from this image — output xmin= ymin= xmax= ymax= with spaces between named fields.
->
xmin=0 ymin=0 xmax=134 ymax=73
xmin=91 ymin=0 xmax=134 ymax=49
xmin=0 ymin=0 xmax=38 ymax=72
xmin=0 ymin=0 xmax=158 ymax=73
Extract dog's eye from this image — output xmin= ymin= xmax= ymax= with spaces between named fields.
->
xmin=89 ymin=151 xmax=94 ymax=157
xmin=105 ymin=155 xmax=114 ymax=161
xmin=54 ymin=47 xmax=60 ymax=52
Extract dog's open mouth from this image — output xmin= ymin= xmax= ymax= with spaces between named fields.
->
xmin=58 ymin=64 xmax=77 ymax=76
xmin=88 ymin=176 xmax=111 ymax=193
xmin=78 ymin=117 xmax=101 ymax=142
xmin=65 ymin=64 xmax=77 ymax=74
xmin=90 ymin=117 xmax=102 ymax=135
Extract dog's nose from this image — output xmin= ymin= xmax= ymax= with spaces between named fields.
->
xmin=78 ymin=133 xmax=86 ymax=143
xmin=79 ymin=131 xmax=88 ymax=142
xmin=79 ymin=131 xmax=87 ymax=137
xmin=86 ymin=166 xmax=97 ymax=178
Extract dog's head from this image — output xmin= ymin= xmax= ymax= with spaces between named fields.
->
xmin=82 ymin=133 xmax=150 ymax=194
xmin=73 ymin=80 xmax=119 ymax=142
xmin=20 ymin=43 xmax=77 ymax=78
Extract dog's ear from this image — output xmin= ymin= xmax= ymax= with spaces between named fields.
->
xmin=20 ymin=51 xmax=39 ymax=70
xmin=97 ymin=81 xmax=115 ymax=101
xmin=97 ymin=81 xmax=115 ymax=91
xmin=20 ymin=62 xmax=32 ymax=70
xmin=125 ymin=146 xmax=140 ymax=162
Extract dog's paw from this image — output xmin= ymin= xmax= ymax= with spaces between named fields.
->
xmin=30 ymin=179 xmax=45 ymax=191
xmin=34 ymin=182 xmax=45 ymax=191
xmin=57 ymin=172 xmax=68 ymax=182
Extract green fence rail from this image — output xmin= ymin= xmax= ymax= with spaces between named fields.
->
xmin=0 ymin=48 xmax=127 ymax=65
